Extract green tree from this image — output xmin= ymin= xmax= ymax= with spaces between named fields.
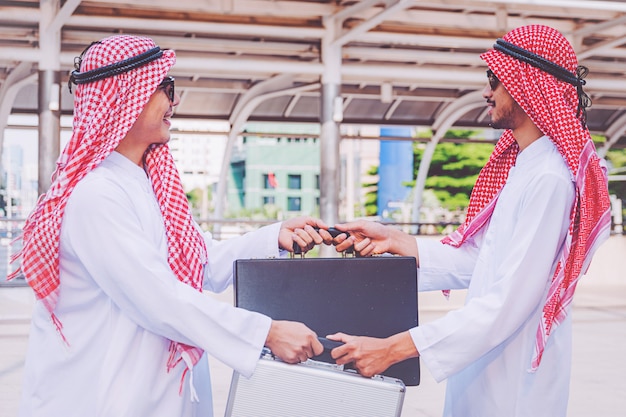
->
xmin=186 ymin=186 xmax=213 ymax=218
xmin=186 ymin=187 xmax=202 ymax=209
xmin=606 ymin=148 xmax=626 ymax=217
xmin=593 ymin=134 xmax=625 ymax=224
xmin=362 ymin=165 xmax=379 ymax=216
xmin=411 ymin=130 xmax=494 ymax=210
xmin=607 ymin=148 xmax=626 ymax=175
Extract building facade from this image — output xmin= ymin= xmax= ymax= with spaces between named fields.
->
xmin=228 ymin=132 xmax=321 ymax=218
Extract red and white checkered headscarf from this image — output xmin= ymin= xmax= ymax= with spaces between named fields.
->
xmin=10 ymin=35 xmax=208 ymax=377
xmin=442 ymin=25 xmax=611 ymax=371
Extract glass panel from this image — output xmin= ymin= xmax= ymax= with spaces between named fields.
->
xmin=288 ymin=174 xmax=301 ymax=190
xmin=287 ymin=197 xmax=301 ymax=211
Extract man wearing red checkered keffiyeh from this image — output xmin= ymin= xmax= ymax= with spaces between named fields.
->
xmin=329 ymin=25 xmax=611 ymax=416
xmin=13 ymin=35 xmax=327 ymax=417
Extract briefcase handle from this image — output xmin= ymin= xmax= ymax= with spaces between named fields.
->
xmin=312 ymin=337 xmax=358 ymax=370
xmin=292 ymin=227 xmax=353 ymax=256
xmin=263 ymin=338 xmax=343 ymax=358
xmin=318 ymin=336 xmax=344 ymax=350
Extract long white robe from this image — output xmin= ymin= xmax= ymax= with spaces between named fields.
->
xmin=410 ymin=136 xmax=576 ymax=417
xmin=19 ymin=151 xmax=281 ymax=417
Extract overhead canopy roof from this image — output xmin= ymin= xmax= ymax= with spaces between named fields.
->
xmin=2 ymin=0 xmax=626 ymax=152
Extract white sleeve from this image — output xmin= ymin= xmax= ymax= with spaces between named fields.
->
xmin=63 ymin=177 xmax=271 ymax=377
xmin=201 ymin=223 xmax=282 ymax=293
xmin=416 ymin=233 xmax=481 ymax=291
xmin=410 ymin=172 xmax=574 ymax=382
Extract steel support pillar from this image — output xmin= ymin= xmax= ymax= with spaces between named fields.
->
xmin=38 ymin=0 xmax=61 ymax=195
xmin=37 ymin=70 xmax=61 ymax=195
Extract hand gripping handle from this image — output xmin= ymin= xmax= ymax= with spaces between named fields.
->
xmin=311 ymin=337 xmax=346 ymax=364
xmin=292 ymin=227 xmax=352 ymax=255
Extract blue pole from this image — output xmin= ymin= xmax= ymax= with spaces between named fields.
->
xmin=378 ymin=127 xmax=413 ymax=218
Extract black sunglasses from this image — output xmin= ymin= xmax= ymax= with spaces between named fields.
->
xmin=486 ymin=69 xmax=499 ymax=91
xmin=158 ymin=76 xmax=175 ymax=102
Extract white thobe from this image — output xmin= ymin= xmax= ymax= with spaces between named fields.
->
xmin=19 ymin=151 xmax=281 ymax=417
xmin=410 ymin=136 xmax=576 ymax=417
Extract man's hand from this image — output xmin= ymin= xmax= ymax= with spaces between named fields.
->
xmin=326 ymin=331 xmax=418 ymax=378
xmin=265 ymin=320 xmax=324 ymax=363
xmin=278 ymin=216 xmax=333 ymax=253
xmin=333 ymin=220 xmax=419 ymax=262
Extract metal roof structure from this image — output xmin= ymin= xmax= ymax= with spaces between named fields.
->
xmin=2 ymin=0 xmax=626 ymax=224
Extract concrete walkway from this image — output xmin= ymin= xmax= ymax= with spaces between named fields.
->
xmin=1 ymin=235 xmax=625 ymax=416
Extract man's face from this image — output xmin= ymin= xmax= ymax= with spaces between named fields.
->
xmin=123 ymin=77 xmax=179 ymax=149
xmin=483 ymin=69 xmax=526 ymax=130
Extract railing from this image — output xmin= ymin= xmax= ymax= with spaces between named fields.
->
xmin=2 ymin=216 xmax=622 ymax=287
xmin=0 ymin=218 xmax=25 ymax=287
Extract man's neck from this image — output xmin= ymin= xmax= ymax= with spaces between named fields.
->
xmin=512 ymin=121 xmax=544 ymax=151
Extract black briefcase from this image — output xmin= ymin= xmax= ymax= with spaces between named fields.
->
xmin=233 ymin=254 xmax=420 ymax=386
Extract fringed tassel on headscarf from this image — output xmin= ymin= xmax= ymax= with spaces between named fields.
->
xmin=168 ymin=341 xmax=201 ymax=402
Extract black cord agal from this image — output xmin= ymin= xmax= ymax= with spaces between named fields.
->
xmin=68 ymin=46 xmax=163 ymax=91
xmin=493 ymin=38 xmax=591 ymax=127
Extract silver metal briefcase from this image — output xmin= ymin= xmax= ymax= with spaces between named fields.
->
xmin=224 ymin=351 xmax=405 ymax=417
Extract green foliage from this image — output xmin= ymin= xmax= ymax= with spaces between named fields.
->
xmin=260 ymin=204 xmax=282 ymax=220
xmin=607 ymin=148 xmax=626 ymax=169
xmin=432 ymin=190 xmax=470 ymax=210
xmin=412 ymin=135 xmax=494 ymax=210
xmin=606 ymin=148 xmax=626 ymax=211
xmin=186 ymin=186 xmax=213 ymax=218
xmin=186 ymin=188 xmax=202 ymax=207
xmin=591 ymin=133 xmax=606 ymax=145
xmin=362 ymin=165 xmax=379 ymax=216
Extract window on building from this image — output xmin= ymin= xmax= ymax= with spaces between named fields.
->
xmin=315 ymin=174 xmax=320 ymax=190
xmin=264 ymin=172 xmax=278 ymax=189
xmin=263 ymin=196 xmax=275 ymax=205
xmin=288 ymin=174 xmax=301 ymax=190
xmin=287 ymin=197 xmax=301 ymax=212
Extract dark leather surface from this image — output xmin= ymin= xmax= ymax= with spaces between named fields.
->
xmin=234 ymin=256 xmax=420 ymax=385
